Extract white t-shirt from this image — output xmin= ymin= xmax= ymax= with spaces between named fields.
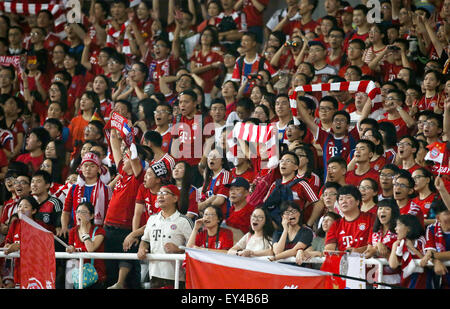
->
xmin=234 ymin=232 xmax=272 ymax=253
xmin=141 ymin=210 xmax=193 ymax=281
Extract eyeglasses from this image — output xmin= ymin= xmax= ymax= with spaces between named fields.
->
xmin=333 ymin=118 xmax=347 ymax=124
xmin=386 ymin=96 xmax=400 ymax=101
xmin=251 ymin=215 xmax=265 ymax=221
xmin=423 ymin=121 xmax=437 ymax=127
xmin=323 ymin=192 xmax=338 ymax=197
xmin=380 ymin=173 xmax=394 ymax=178
xmin=279 ymin=159 xmax=296 ymax=164
xmin=14 ymin=180 xmax=30 ymax=185
xmin=397 ymin=142 xmax=412 ymax=147
xmin=203 ymin=213 xmax=217 ymax=218
xmin=154 ymin=110 xmax=170 ymax=115
xmin=283 ymin=209 xmax=299 ymax=215
xmin=412 ymin=175 xmax=427 ymax=181
xmin=393 ymin=183 xmax=411 ymax=189
xmin=319 ymin=106 xmax=334 ymax=112
xmin=358 ymin=185 xmax=373 ymax=191
xmin=157 ymin=191 xmax=174 ymax=196
xmin=76 ymin=210 xmax=90 ymax=215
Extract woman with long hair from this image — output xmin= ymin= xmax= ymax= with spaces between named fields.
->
xmin=359 ymin=178 xmax=379 ymax=215
xmin=172 ymin=161 xmax=199 ymax=220
xmin=228 ymin=207 xmax=275 ymax=257
xmin=389 ymin=214 xmax=429 ymax=289
xmin=269 ymin=201 xmax=314 ymax=262
xmin=378 ymin=121 xmax=398 ymax=164
xmin=412 ymin=167 xmax=437 ymax=226
xmin=68 ymin=91 xmax=101 ymax=153
xmin=364 ymin=198 xmax=401 ymax=287
xmin=92 ymin=74 xmax=113 ymax=121
xmin=190 ymin=26 xmax=223 ymax=106
xmin=187 ymin=205 xmax=233 ymax=252
xmin=66 ymin=202 xmax=107 ymax=289
xmin=44 ymin=81 xmax=68 ymax=125
xmin=43 ymin=139 xmax=67 ymax=184
xmin=293 ymin=145 xmax=321 ymax=195
xmin=199 ymin=148 xmax=231 ymax=216
xmin=295 ymin=211 xmax=341 ymax=266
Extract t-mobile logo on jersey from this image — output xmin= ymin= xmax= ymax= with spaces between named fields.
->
xmin=367 ymin=0 xmax=382 ymax=23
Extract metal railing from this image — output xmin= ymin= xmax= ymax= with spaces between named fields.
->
xmin=0 ymin=251 xmax=448 ymax=289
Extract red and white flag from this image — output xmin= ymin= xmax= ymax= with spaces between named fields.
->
xmin=291 ymin=80 xmax=382 ymax=116
xmin=185 ymin=248 xmax=332 ymax=289
xmin=0 ymin=2 xmax=67 ymax=39
xmin=424 ymin=141 xmax=446 ymax=165
xmin=227 ymin=122 xmax=279 ymax=169
xmin=320 ymin=252 xmax=366 ymax=289
xmin=19 ymin=215 xmax=56 ymax=289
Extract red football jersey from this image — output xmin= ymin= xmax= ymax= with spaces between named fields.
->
xmin=195 ymin=228 xmax=234 ymax=250
xmin=104 ymin=166 xmax=145 ymax=229
xmin=225 ymin=203 xmax=255 ymax=234
xmin=135 ymin=184 xmax=160 ymax=227
xmin=345 ymin=168 xmax=380 ymax=188
xmin=411 ymin=193 xmax=436 ymax=219
xmin=325 ymin=211 xmax=375 ymax=251
xmin=399 ymin=200 xmax=425 ymax=227
xmin=68 ymin=225 xmax=106 ymax=282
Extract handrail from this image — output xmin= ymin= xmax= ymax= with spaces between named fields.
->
xmin=1 ymin=252 xmax=448 ymax=289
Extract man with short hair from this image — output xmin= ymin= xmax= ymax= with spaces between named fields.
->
xmin=146 ymin=130 xmax=175 ymax=175
xmin=325 ymin=185 xmax=374 ymax=253
xmin=378 ymin=164 xmax=400 ymax=201
xmin=423 ymin=112 xmax=443 ymax=145
xmin=31 ymin=170 xmax=62 ymax=235
xmin=264 ymin=151 xmax=324 ymax=228
xmin=298 ymin=102 xmax=359 ymax=179
xmin=7 ymin=26 xmax=25 ymax=55
xmin=152 ymin=103 xmax=173 ymax=154
xmin=172 ymin=90 xmax=211 ymax=171
xmin=0 ymin=66 xmax=16 ymax=96
xmin=339 ymin=39 xmax=373 ymax=77
xmin=306 ymin=40 xmax=337 ymax=83
xmin=138 ymin=185 xmax=193 ymax=289
xmin=345 ymin=140 xmax=380 ymax=187
xmin=393 ymin=170 xmax=424 ymax=227
xmin=231 ymin=32 xmax=275 ymax=95
xmin=325 ymin=156 xmax=347 ymax=187
xmin=397 ymin=136 xmax=422 ymax=174
xmin=15 ymin=127 xmax=50 ymax=173
xmin=223 ymin=177 xmax=255 ymax=242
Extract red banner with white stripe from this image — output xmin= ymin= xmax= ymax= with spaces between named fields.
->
xmin=291 ymin=80 xmax=382 ymax=116
xmin=19 ymin=215 xmax=56 ymax=289
xmin=0 ymin=1 xmax=67 ymax=39
xmin=185 ymin=248 xmax=332 ymax=289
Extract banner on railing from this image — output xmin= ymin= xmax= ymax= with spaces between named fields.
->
xmin=185 ymin=248 xmax=333 ymax=289
xmin=20 ymin=216 xmax=56 ymax=289
xmin=320 ymin=252 xmax=366 ymax=289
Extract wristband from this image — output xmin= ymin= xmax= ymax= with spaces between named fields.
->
xmin=81 ymin=234 xmax=91 ymax=242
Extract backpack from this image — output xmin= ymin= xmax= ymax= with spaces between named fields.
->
xmin=262 ymin=177 xmax=305 ymax=228
xmin=246 ymin=169 xmax=278 ymax=208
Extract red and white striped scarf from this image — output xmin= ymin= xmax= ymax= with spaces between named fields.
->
xmin=75 ymin=178 xmax=110 ymax=226
xmin=0 ymin=1 xmax=67 ymax=39
xmin=291 ymin=80 xmax=382 ymax=116
xmin=395 ymin=237 xmax=425 ymax=278
xmin=227 ymin=122 xmax=278 ymax=169
xmin=106 ymin=21 xmax=132 ymax=57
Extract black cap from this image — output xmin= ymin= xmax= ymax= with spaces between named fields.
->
xmin=225 ymin=177 xmax=250 ymax=190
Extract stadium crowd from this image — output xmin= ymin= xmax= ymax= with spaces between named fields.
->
xmin=0 ymin=0 xmax=449 ymax=289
